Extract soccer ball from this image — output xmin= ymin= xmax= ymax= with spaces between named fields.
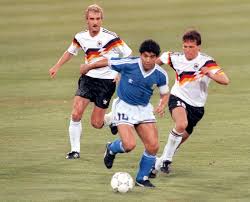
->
xmin=110 ymin=172 xmax=134 ymax=193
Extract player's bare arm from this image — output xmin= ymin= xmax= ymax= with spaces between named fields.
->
xmin=200 ymin=66 xmax=230 ymax=85
xmin=80 ymin=58 xmax=108 ymax=75
xmin=154 ymin=93 xmax=169 ymax=117
xmin=49 ymin=51 xmax=74 ymax=78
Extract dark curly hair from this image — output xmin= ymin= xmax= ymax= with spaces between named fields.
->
xmin=139 ymin=39 xmax=161 ymax=57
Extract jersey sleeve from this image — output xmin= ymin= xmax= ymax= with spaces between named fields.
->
xmin=101 ymin=37 xmax=132 ymax=60
xmin=203 ymin=60 xmax=223 ymax=74
xmin=159 ymin=84 xmax=169 ymax=94
xmin=159 ymin=73 xmax=169 ymax=94
xmin=115 ymin=40 xmax=132 ymax=57
xmin=159 ymin=51 xmax=172 ymax=65
xmin=67 ymin=37 xmax=82 ymax=56
xmin=108 ymin=57 xmax=131 ymax=72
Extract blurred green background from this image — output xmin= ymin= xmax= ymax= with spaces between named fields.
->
xmin=0 ymin=0 xmax=250 ymax=201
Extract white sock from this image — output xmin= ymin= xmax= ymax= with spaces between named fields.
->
xmin=103 ymin=97 xmax=119 ymax=127
xmin=155 ymin=156 xmax=164 ymax=172
xmin=69 ymin=119 xmax=82 ymax=153
xmin=157 ymin=129 xmax=182 ymax=169
xmin=104 ymin=112 xmax=112 ymax=127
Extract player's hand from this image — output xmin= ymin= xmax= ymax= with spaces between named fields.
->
xmin=113 ymin=74 xmax=121 ymax=83
xmin=49 ymin=66 xmax=59 ymax=78
xmin=200 ymin=66 xmax=216 ymax=79
xmin=80 ymin=64 xmax=90 ymax=75
xmin=154 ymin=105 xmax=165 ymax=117
xmin=200 ymin=66 xmax=210 ymax=75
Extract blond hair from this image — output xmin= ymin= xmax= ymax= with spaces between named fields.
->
xmin=85 ymin=4 xmax=104 ymax=19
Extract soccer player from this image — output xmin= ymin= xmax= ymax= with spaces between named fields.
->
xmin=80 ymin=39 xmax=169 ymax=188
xmin=149 ymin=30 xmax=230 ymax=177
xmin=49 ymin=4 xmax=132 ymax=159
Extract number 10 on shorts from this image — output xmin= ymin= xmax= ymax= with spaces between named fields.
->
xmin=117 ymin=113 xmax=128 ymax=121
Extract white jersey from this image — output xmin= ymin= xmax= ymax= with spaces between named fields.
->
xmin=67 ymin=27 xmax=132 ymax=79
xmin=160 ymin=51 xmax=223 ymax=107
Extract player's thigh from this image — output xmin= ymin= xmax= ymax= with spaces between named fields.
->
xmin=71 ymin=96 xmax=90 ymax=121
xmin=168 ymin=95 xmax=188 ymax=128
xmin=135 ymin=123 xmax=159 ymax=154
xmin=118 ymin=124 xmax=136 ymax=152
xmin=171 ymin=107 xmax=188 ymax=127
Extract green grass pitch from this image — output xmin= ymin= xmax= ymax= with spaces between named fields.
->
xmin=0 ymin=0 xmax=250 ymax=201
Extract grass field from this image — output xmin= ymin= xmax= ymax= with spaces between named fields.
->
xmin=1 ymin=0 xmax=250 ymax=201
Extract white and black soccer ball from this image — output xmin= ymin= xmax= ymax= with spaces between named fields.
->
xmin=110 ymin=172 xmax=134 ymax=193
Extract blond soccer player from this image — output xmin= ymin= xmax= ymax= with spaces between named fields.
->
xmin=49 ymin=4 xmax=132 ymax=159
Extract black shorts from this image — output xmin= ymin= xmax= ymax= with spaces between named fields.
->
xmin=168 ymin=94 xmax=204 ymax=135
xmin=75 ymin=75 xmax=116 ymax=109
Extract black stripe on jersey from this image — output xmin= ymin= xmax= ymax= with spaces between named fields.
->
xmin=103 ymin=37 xmax=121 ymax=49
xmin=169 ymin=52 xmax=183 ymax=70
xmin=203 ymin=60 xmax=216 ymax=66
xmin=178 ymin=71 xmax=196 ymax=80
xmin=85 ymin=37 xmax=122 ymax=55
xmin=169 ymin=55 xmax=174 ymax=69
xmin=73 ymin=38 xmax=81 ymax=47
xmin=85 ymin=48 xmax=100 ymax=55
xmin=178 ymin=72 xmax=195 ymax=81
xmin=102 ymin=28 xmax=118 ymax=37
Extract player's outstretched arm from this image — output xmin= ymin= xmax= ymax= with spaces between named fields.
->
xmin=80 ymin=58 xmax=108 ymax=75
xmin=155 ymin=57 xmax=164 ymax=66
xmin=200 ymin=67 xmax=230 ymax=85
xmin=154 ymin=93 xmax=169 ymax=117
xmin=49 ymin=51 xmax=74 ymax=78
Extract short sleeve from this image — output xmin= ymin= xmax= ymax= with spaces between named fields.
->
xmin=203 ymin=60 xmax=222 ymax=74
xmin=156 ymin=67 xmax=169 ymax=94
xmin=115 ymin=40 xmax=132 ymax=57
xmin=159 ymin=51 xmax=171 ymax=65
xmin=67 ymin=38 xmax=82 ymax=56
xmin=108 ymin=57 xmax=132 ymax=72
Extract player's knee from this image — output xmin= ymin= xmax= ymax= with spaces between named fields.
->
xmin=146 ymin=142 xmax=159 ymax=155
xmin=91 ymin=120 xmax=103 ymax=129
xmin=123 ymin=142 xmax=136 ymax=152
xmin=71 ymin=112 xmax=82 ymax=122
xmin=175 ymin=120 xmax=188 ymax=133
